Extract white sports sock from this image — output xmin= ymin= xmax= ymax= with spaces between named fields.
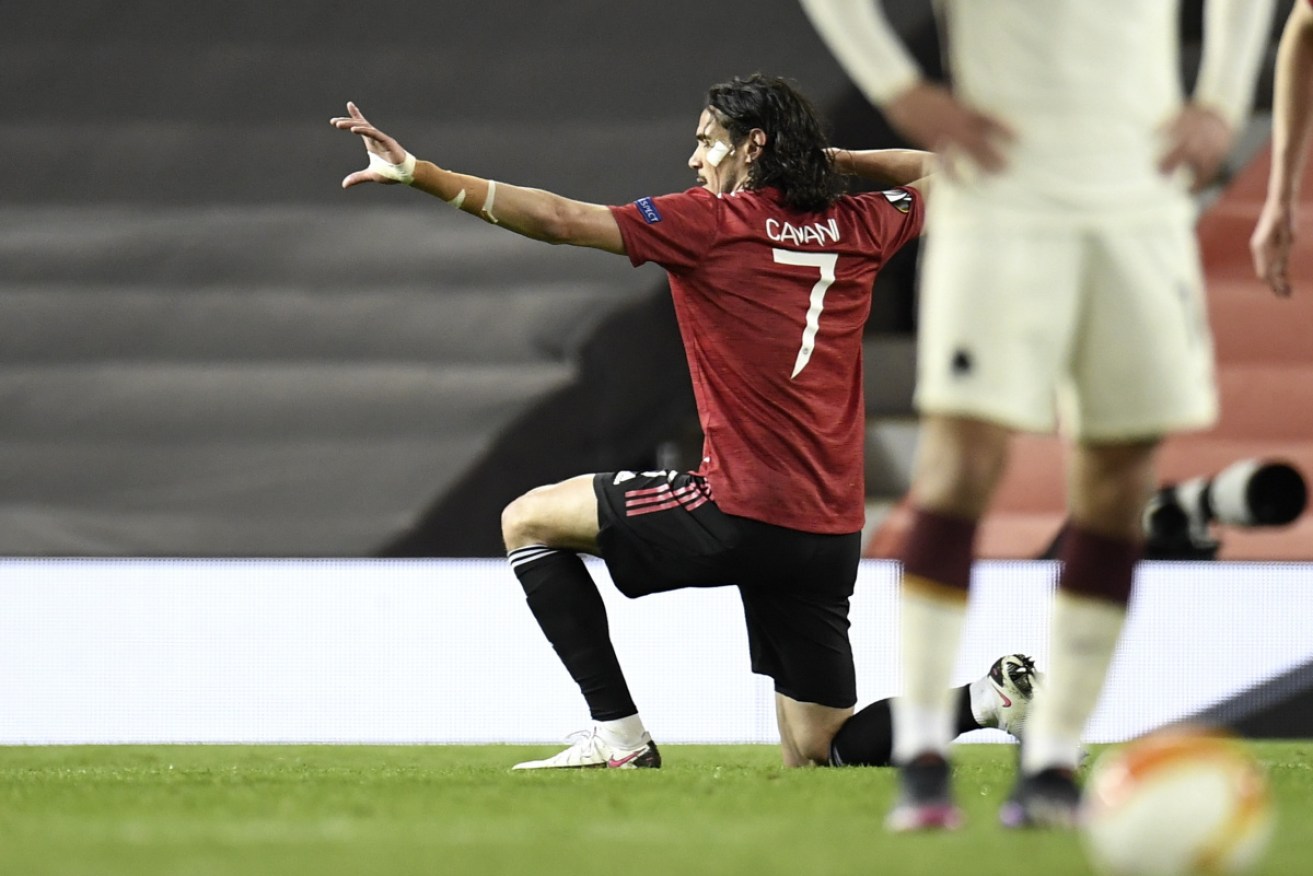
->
xmin=892 ymin=582 xmax=968 ymax=763
xmin=597 ymin=714 xmax=648 ymax=750
xmin=968 ymin=675 xmax=999 ymax=728
xmin=1022 ymin=592 xmax=1126 ymax=773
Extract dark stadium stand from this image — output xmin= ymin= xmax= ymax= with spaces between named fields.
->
xmin=0 ymin=0 xmax=878 ymax=556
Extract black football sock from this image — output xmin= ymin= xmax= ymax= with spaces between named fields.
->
xmin=508 ymin=546 xmax=637 ymax=721
xmin=830 ymin=698 xmax=894 ymax=766
xmin=830 ymin=686 xmax=976 ymax=767
xmin=952 ymin=684 xmax=981 ymax=734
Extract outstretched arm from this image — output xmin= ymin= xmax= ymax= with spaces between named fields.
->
xmin=829 ymin=147 xmax=935 ymax=198
xmin=1251 ymin=0 xmax=1313 ymax=298
xmin=330 ymin=102 xmax=625 ymax=255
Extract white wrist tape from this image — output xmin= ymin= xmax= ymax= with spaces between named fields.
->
xmin=367 ymin=150 xmax=417 ymax=185
xmin=481 ymin=179 xmax=501 ymax=224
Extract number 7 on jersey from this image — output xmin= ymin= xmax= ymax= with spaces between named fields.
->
xmin=773 ymin=249 xmax=838 ymax=379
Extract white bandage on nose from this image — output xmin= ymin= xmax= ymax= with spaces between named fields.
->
xmin=368 ymin=150 xmax=417 ymax=185
xmin=705 ymin=140 xmax=732 ymax=167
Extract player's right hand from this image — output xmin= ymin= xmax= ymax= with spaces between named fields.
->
xmin=882 ymin=81 xmax=1014 ymax=176
xmin=330 ymin=101 xmax=415 ymax=188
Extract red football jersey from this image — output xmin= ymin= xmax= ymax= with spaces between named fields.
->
xmin=610 ymin=185 xmax=923 ymax=534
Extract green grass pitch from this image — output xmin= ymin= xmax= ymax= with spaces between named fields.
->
xmin=1 ymin=742 xmax=1310 ymax=875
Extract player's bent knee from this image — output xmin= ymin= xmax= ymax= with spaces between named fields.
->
xmin=500 ymin=492 xmax=543 ymax=551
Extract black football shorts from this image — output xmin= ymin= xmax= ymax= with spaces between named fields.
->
xmin=593 ymin=470 xmax=860 ymax=709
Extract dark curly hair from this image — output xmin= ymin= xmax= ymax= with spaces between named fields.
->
xmin=705 ymin=74 xmax=846 ymax=212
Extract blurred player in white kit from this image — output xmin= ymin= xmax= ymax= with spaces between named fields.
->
xmin=801 ymin=0 xmax=1276 ymax=830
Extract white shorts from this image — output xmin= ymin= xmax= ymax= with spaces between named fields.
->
xmin=914 ymin=204 xmax=1218 ymax=441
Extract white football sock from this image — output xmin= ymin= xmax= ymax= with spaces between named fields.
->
xmin=892 ymin=581 xmax=968 ymax=763
xmin=597 ymin=714 xmax=648 ymax=750
xmin=1022 ymin=592 xmax=1126 ymax=773
xmin=969 ymin=674 xmax=1000 ymax=728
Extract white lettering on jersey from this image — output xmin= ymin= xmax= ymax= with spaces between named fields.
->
xmin=765 ymin=217 xmax=840 ymax=246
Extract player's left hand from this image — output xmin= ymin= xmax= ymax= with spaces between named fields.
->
xmin=1158 ymin=104 xmax=1234 ymax=194
xmin=330 ymin=101 xmax=415 ymax=188
xmin=1250 ymin=200 xmax=1296 ymax=298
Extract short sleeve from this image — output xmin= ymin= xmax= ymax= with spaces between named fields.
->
xmin=864 ymin=187 xmax=924 ymax=255
xmin=609 ymin=188 xmax=721 ymax=271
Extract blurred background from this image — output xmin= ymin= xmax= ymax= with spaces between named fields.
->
xmin=2 ymin=0 xmax=1308 ymax=559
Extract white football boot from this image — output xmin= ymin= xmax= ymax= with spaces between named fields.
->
xmin=972 ymin=654 xmax=1041 ymax=739
xmin=512 ymin=727 xmax=662 ymax=770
